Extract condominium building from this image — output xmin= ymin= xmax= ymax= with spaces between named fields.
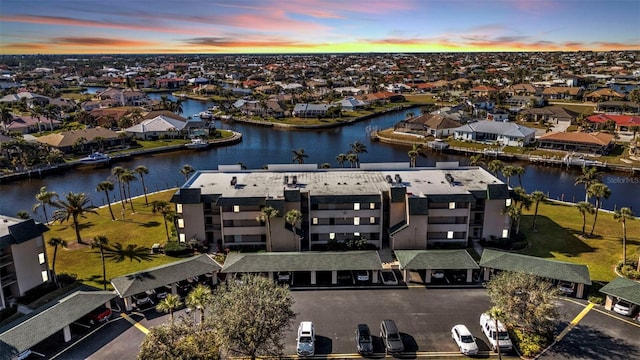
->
xmin=171 ymin=162 xmax=512 ymax=252
xmin=0 ymin=216 xmax=50 ymax=310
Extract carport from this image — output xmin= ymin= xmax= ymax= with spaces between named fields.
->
xmin=479 ymin=249 xmax=591 ymax=298
xmin=0 ymin=290 xmax=115 ymax=359
xmin=221 ymin=251 xmax=383 ymax=285
xmin=394 ymin=250 xmax=479 ymax=284
xmin=111 ymin=254 xmax=222 ymax=310
xmin=599 ymin=276 xmax=640 ymax=312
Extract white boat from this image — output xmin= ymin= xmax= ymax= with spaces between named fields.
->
xmin=196 ymin=111 xmax=213 ymax=119
xmin=185 ymin=138 xmax=209 ymax=150
xmin=78 ymin=152 xmax=111 ymax=164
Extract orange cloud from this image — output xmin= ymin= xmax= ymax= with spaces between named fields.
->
xmin=50 ymin=37 xmax=161 ymax=48
xmin=2 ymin=43 xmax=50 ymax=51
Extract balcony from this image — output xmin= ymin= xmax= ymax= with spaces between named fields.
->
xmin=0 ymin=273 xmax=17 ymax=287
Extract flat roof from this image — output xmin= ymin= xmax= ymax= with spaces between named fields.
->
xmin=0 ymin=290 xmax=115 ymax=357
xmin=395 ymin=250 xmax=479 ymax=270
xmin=222 ymin=251 xmax=384 ymax=273
xmin=111 ymin=254 xmax=221 ymax=298
xmin=599 ymin=277 xmax=640 ymax=305
xmin=479 ymin=249 xmax=591 ymax=285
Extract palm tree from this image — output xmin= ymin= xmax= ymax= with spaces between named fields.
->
xmin=285 ymin=209 xmax=302 ymax=250
xmin=501 ymin=165 xmax=515 ymax=187
xmin=134 ymin=166 xmax=150 ymax=206
xmin=1 ymin=103 xmax=14 ymax=132
xmin=488 ymin=159 xmax=504 ymax=177
xmin=576 ymin=201 xmax=595 ymax=236
xmin=32 ymin=186 xmax=58 ymax=224
xmin=91 ymin=235 xmax=110 ymax=290
xmin=156 ymin=294 xmax=182 ymax=325
xmin=29 ymin=105 xmax=43 ymax=132
xmin=119 ymin=169 xmax=137 ymax=213
xmin=256 ymin=206 xmax=278 ymax=252
xmin=111 ymin=166 xmax=127 ymax=209
xmin=16 ymin=211 xmax=30 ymax=219
xmin=44 ymin=104 xmax=60 ymax=131
xmin=186 ymin=284 xmax=213 ymax=324
xmin=180 ymin=164 xmax=195 ymax=181
xmin=336 ymin=153 xmax=347 ymax=168
xmin=52 ymin=192 xmax=98 ymax=245
xmin=152 ymin=200 xmax=174 ymax=242
xmin=346 ymin=152 xmax=358 ymax=168
xmin=588 ymin=183 xmax=611 ymax=236
xmin=503 ymin=205 xmax=522 ymax=235
xmin=408 ymin=143 xmax=422 ymax=168
xmin=613 ymin=207 xmax=634 ymax=265
xmin=47 ymin=237 xmax=67 ymax=287
xmin=488 ymin=306 xmax=506 ymax=360
xmin=530 ymin=191 xmax=546 ymax=231
xmin=513 ymin=166 xmax=526 ymax=187
xmin=292 ymin=148 xmax=308 ymax=164
xmin=468 ymin=154 xmax=485 ymax=166
xmin=96 ymin=181 xmax=116 ymax=221
xmin=349 ymin=140 xmax=368 ymax=167
xmin=574 ymin=166 xmax=601 ymax=202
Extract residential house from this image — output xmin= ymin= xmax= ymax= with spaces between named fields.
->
xmin=36 ymin=127 xmax=121 ymax=153
xmin=170 ymin=163 xmax=512 ymax=252
xmin=357 ymin=91 xmax=405 ymax=104
xmin=0 ymin=216 xmax=50 ymax=310
xmin=394 ymin=113 xmax=461 ymax=138
xmin=500 ymin=83 xmax=540 ymax=97
xmin=584 ymin=88 xmax=626 ymax=102
xmin=333 ymin=97 xmax=367 ymax=112
xmin=0 ymin=92 xmax=49 ymax=108
xmin=5 ymin=115 xmax=61 ymax=134
xmin=453 ymin=120 xmax=536 ymax=146
xmin=469 ymin=85 xmax=498 ymax=98
xmin=585 ymin=114 xmax=640 ymax=132
xmin=293 ymin=103 xmax=332 ymax=118
xmin=124 ymin=115 xmax=187 ymax=140
xmin=519 ymin=106 xmax=579 ymax=125
xmin=595 ymin=101 xmax=640 ymax=114
xmin=537 ymin=132 xmax=614 ymax=154
xmin=503 ymin=95 xmax=544 ymax=112
xmin=486 ymin=109 xmax=510 ymax=122
xmin=541 ymin=86 xmax=583 ymax=101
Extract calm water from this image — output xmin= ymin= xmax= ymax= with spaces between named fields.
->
xmin=1 ymin=91 xmax=639 ymax=218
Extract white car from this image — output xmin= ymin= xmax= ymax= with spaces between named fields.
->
xmin=557 ymin=282 xmax=575 ymax=296
xmin=356 ymin=270 xmax=370 ymax=282
xmin=613 ymin=300 xmax=638 ymax=316
xmin=479 ymin=312 xmax=513 ymax=352
xmin=296 ymin=321 xmax=315 ymax=357
xmin=451 ymin=324 xmax=479 ymax=356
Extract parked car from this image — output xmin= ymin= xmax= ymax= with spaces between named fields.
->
xmin=81 ymin=305 xmax=112 ymax=326
xmin=356 ymin=270 xmax=370 ymax=282
xmin=380 ymin=319 xmax=404 ymax=354
xmin=355 ymin=323 xmax=373 ymax=355
xmin=132 ymin=292 xmax=154 ymax=308
xmin=277 ymin=271 xmax=292 ymax=284
xmin=432 ymin=270 xmax=445 ymax=279
xmin=296 ymin=321 xmax=315 ymax=357
xmin=177 ymin=280 xmax=192 ymax=296
xmin=479 ymin=312 xmax=512 ymax=353
xmin=557 ymin=281 xmax=575 ymax=296
xmin=613 ymin=300 xmax=638 ymax=316
xmin=380 ymin=269 xmax=398 ymax=285
xmin=154 ymin=286 xmax=170 ymax=300
xmin=451 ymin=324 xmax=479 ymax=356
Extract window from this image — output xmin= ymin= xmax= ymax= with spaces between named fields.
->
xmin=176 ymin=204 xmax=183 ymax=213
xmin=179 ymin=233 xmax=186 ymax=242
xmin=449 ymin=202 xmax=456 ymax=209
xmin=233 ymin=205 xmax=240 ymax=213
xmin=41 ymin=270 xmax=48 ymax=282
xmin=502 ymin=229 xmax=509 ymax=238
xmin=505 ymin=199 xmax=512 ymax=207
xmin=353 ymin=203 xmax=360 ymax=211
xmin=329 ymin=233 xmax=335 ymax=240
xmin=370 ymin=216 xmax=376 ymax=224
xmin=177 ymin=219 xmax=184 ymax=228
xmin=312 ymin=217 xmax=318 ymax=225
xmin=38 ymin=252 xmax=46 ymax=265
xmin=447 ymin=231 xmax=454 ymax=239
xmin=370 ymin=203 xmax=376 ymax=209
xmin=354 ymin=232 xmax=360 ymax=237
xmin=354 ymin=217 xmax=360 ymax=226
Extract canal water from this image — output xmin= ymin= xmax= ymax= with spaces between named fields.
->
xmin=1 ymin=92 xmax=638 ymax=218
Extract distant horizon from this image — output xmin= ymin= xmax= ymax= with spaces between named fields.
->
xmin=1 ymin=0 xmax=638 ymax=55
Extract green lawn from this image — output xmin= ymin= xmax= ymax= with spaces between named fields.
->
xmin=45 ymin=189 xmax=181 ymax=290
xmin=518 ymin=201 xmax=640 ymax=282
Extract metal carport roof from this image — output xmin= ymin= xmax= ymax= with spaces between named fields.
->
xmin=395 ymin=250 xmax=479 ymax=270
xmin=111 ymin=254 xmax=222 ymax=298
xmin=479 ymin=249 xmax=591 ymax=285
xmin=0 ymin=290 xmax=115 ymax=358
xmin=222 ymin=251 xmax=383 ymax=273
xmin=599 ymin=277 xmax=640 ymax=305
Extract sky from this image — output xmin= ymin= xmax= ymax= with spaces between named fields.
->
xmin=1 ymin=0 xmax=639 ymax=55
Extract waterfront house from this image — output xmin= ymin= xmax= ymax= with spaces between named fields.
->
xmin=5 ymin=115 xmax=61 ymax=134
xmin=0 ymin=216 xmax=50 ymax=310
xmin=333 ymin=97 xmax=368 ymax=112
xmin=36 ymin=127 xmax=120 ymax=153
xmin=537 ymin=131 xmax=614 ymax=154
xmin=0 ymin=92 xmax=50 ymax=108
xmin=124 ymin=115 xmax=187 ymax=140
xmin=394 ymin=113 xmax=461 ymax=138
xmin=518 ymin=106 xmax=579 ymax=125
xmin=293 ymin=103 xmax=332 ymax=118
xmin=585 ymin=114 xmax=640 ymax=132
xmin=453 ymin=120 xmax=536 ymax=146
xmin=595 ymin=100 xmax=640 ymax=114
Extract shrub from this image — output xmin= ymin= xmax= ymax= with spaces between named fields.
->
xmin=510 ymin=328 xmax=552 ymax=358
xmin=588 ymin=295 xmax=604 ymax=304
xmin=616 ymin=260 xmax=640 ymax=279
xmin=511 ymin=240 xmax=528 ymax=250
xmin=164 ymin=241 xmax=192 ymax=257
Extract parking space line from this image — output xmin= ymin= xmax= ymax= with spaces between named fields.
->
xmin=120 ymin=313 xmax=149 ymax=334
xmin=555 ymin=303 xmax=594 ymax=342
xmin=560 ymin=298 xmax=640 ymax=328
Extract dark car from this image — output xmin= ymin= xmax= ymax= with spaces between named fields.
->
xmin=355 ymin=323 xmax=374 ymax=355
xmin=380 ymin=319 xmax=404 ymax=354
xmin=80 ymin=305 xmax=112 ymax=326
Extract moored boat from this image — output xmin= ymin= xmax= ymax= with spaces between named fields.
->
xmin=77 ymin=152 xmax=111 ymax=167
xmin=185 ymin=138 xmax=209 ymax=150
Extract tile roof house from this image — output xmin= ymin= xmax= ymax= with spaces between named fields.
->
xmin=519 ymin=106 xmax=580 ymax=124
xmin=394 ymin=113 xmax=461 ymax=138
xmin=453 ymin=120 xmax=536 ymax=146
xmin=5 ymin=115 xmax=62 ymax=134
xmin=293 ymin=103 xmax=332 ymax=118
xmin=124 ymin=115 xmax=187 ymax=140
xmin=541 ymin=86 xmax=583 ymax=100
xmin=585 ymin=114 xmax=640 ymax=131
xmin=537 ymin=131 xmax=615 ymax=154
xmin=584 ymin=88 xmax=626 ymax=102
xmin=36 ymin=127 xmax=121 ymax=153
xmin=0 ymin=92 xmax=50 ymax=108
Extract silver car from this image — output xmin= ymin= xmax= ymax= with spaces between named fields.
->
xmin=451 ymin=324 xmax=479 ymax=356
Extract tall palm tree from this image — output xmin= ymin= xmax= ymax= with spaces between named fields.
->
xmin=285 ymin=209 xmax=302 ymax=250
xmin=47 ymin=237 xmax=67 ymax=287
xmin=408 ymin=143 xmax=422 ymax=168
xmin=468 ymin=154 xmax=485 ymax=167
xmin=488 ymin=307 xmax=506 ymax=360
xmin=152 ymin=200 xmax=174 ymax=242
xmin=29 ymin=105 xmax=43 ymax=132
xmin=156 ymin=294 xmax=182 ymax=325
xmin=576 ymin=201 xmax=595 ymax=236
xmin=574 ymin=166 xmax=601 ymax=202
xmin=91 ymin=235 xmax=110 ymax=290
xmin=44 ymin=104 xmax=60 ymax=131
xmin=52 ymin=192 xmax=98 ymax=245
xmin=186 ymin=284 xmax=213 ymax=324
xmin=119 ymin=169 xmax=137 ymax=213
xmin=111 ymin=166 xmax=127 ymax=209
xmin=613 ymin=207 xmax=634 ymax=265
xmin=134 ymin=165 xmax=150 ymax=206
xmin=501 ymin=165 xmax=515 ymax=187
xmin=513 ymin=166 xmax=526 ymax=187
xmin=96 ymin=180 xmax=116 ymax=221
xmin=530 ymin=191 xmax=546 ymax=231
xmin=292 ymin=148 xmax=308 ymax=164
xmin=256 ymin=206 xmax=278 ymax=252
xmin=336 ymin=153 xmax=347 ymax=168
xmin=502 ymin=205 xmax=522 ymax=235
xmin=346 ymin=152 xmax=358 ymax=168
xmin=488 ymin=159 xmax=504 ymax=177
xmin=0 ymin=103 xmax=14 ymax=132
xmin=349 ymin=140 xmax=368 ymax=156
xmin=180 ymin=164 xmax=195 ymax=181
xmin=33 ymin=186 xmax=58 ymax=224
xmin=587 ymin=183 xmax=611 ymax=236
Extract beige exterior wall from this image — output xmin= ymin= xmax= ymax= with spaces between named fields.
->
xmin=389 ymin=201 xmax=407 ymax=227
xmin=271 ymin=216 xmax=298 ymax=252
xmin=392 ymin=215 xmax=428 ymax=250
xmin=12 ymin=237 xmax=47 ymax=296
xmin=482 ymin=199 xmax=511 ymax=239
xmin=181 ymin=203 xmax=205 ymax=243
